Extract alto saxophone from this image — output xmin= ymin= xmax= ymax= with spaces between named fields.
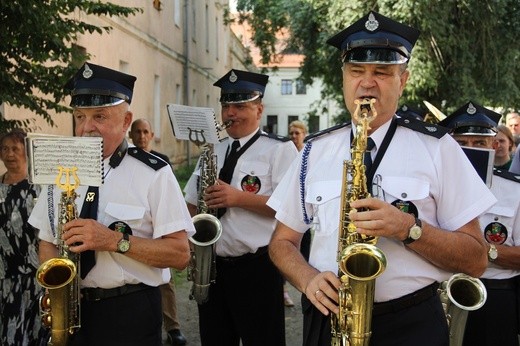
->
xmin=438 ymin=273 xmax=487 ymax=346
xmin=36 ymin=166 xmax=81 ymax=346
xmin=331 ymin=99 xmax=387 ymax=346
xmin=187 ymin=120 xmax=232 ymax=304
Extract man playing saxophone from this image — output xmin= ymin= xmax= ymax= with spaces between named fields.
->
xmin=184 ymin=69 xmax=298 ymax=345
xmin=439 ymin=102 xmax=520 ymax=346
xmin=268 ymin=11 xmax=497 ymax=346
xmin=29 ymin=63 xmax=194 ymax=345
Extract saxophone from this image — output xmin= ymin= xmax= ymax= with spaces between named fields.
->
xmin=187 ymin=120 xmax=232 ymax=304
xmin=331 ymin=99 xmax=387 ymax=346
xmin=438 ymin=273 xmax=487 ymax=346
xmin=36 ymin=166 xmax=81 ymax=346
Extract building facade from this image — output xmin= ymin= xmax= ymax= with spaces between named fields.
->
xmin=2 ymin=0 xmax=253 ymax=170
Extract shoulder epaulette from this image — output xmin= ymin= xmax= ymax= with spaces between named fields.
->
xmin=127 ymin=147 xmax=169 ymax=171
xmin=305 ymin=122 xmax=351 ymax=142
xmin=396 ymin=117 xmax=448 ymax=139
xmin=493 ymin=168 xmax=520 ymax=183
xmin=260 ymin=132 xmax=291 ymax=142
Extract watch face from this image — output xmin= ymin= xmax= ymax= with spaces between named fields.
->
xmin=118 ymin=240 xmax=130 ymax=253
xmin=489 ymin=246 xmax=498 ymax=260
xmin=410 ymin=225 xmax=422 ymax=240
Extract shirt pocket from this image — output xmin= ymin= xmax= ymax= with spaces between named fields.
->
xmin=380 ymin=176 xmax=429 ymax=202
xmin=305 ymin=180 xmax=341 ymax=236
xmin=238 ymin=161 xmax=270 ymax=193
xmin=104 ymin=202 xmax=145 ymax=232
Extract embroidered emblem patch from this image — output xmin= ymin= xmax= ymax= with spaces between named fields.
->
xmin=484 ymin=222 xmax=507 ymax=244
xmin=391 ymin=199 xmax=419 ymax=218
xmin=241 ymin=175 xmax=261 ymax=193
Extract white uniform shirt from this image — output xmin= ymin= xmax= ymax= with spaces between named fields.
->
xmin=480 ymin=173 xmax=520 ymax=279
xmin=185 ymin=130 xmax=298 ymax=257
xmin=268 ymin=119 xmax=497 ymax=302
xmin=29 ymin=148 xmax=195 ymax=289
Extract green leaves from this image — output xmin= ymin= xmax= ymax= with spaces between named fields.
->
xmin=236 ymin=0 xmax=520 ymax=121
xmin=0 ymin=1 xmax=140 ymax=131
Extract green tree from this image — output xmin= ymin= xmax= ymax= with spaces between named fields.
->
xmin=0 ymin=1 xmax=140 ymax=132
xmin=235 ymin=0 xmax=520 ymax=123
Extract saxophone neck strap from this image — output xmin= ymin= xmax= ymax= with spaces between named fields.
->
xmin=350 ymin=117 xmax=398 ymax=193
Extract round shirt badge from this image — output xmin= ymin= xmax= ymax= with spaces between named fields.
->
xmin=391 ymin=199 xmax=419 ymax=218
xmin=241 ymin=175 xmax=261 ymax=193
xmin=484 ymin=222 xmax=507 ymax=244
xmin=108 ymin=221 xmax=133 ymax=235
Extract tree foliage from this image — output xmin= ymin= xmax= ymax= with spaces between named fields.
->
xmin=235 ymin=0 xmax=520 ymax=123
xmin=0 ymin=1 xmax=140 ymax=132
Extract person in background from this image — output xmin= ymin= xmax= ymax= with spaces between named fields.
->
xmin=0 ymin=129 xmax=43 ymax=346
xmin=493 ymin=124 xmax=515 ymax=170
xmin=128 ymin=118 xmax=187 ymax=346
xmin=29 ymin=62 xmax=194 ymax=345
xmin=396 ymin=104 xmax=426 ymax=122
xmin=439 ymin=101 xmax=520 ymax=346
xmin=268 ymin=11 xmax=496 ymax=346
xmin=184 ymin=69 xmax=298 ymax=345
xmin=505 ymin=112 xmax=520 ymax=136
xmin=288 ymin=120 xmax=307 ymax=151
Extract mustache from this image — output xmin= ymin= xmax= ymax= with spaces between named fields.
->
xmin=82 ymin=132 xmax=102 ymax=137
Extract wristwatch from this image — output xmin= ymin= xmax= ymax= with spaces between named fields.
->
xmin=488 ymin=244 xmax=498 ymax=261
xmin=403 ymin=217 xmax=422 ymax=245
xmin=116 ymin=233 xmax=130 ymax=254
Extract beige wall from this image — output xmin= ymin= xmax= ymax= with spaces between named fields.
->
xmin=2 ymin=0 xmax=252 ymax=173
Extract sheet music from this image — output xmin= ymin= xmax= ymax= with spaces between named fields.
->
xmin=26 ymin=134 xmax=103 ymax=186
xmin=167 ymin=104 xmax=228 ymax=145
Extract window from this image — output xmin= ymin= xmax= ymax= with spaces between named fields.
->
xmin=295 ymin=80 xmax=307 ymax=95
xmin=288 ymin=115 xmax=299 ymax=125
xmin=266 ymin=115 xmax=278 ymax=134
xmin=153 ymin=75 xmax=161 ymax=139
xmin=281 ymin=80 xmax=292 ymax=95
xmin=174 ymin=0 xmax=181 ymax=26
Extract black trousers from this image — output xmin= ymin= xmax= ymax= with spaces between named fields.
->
xmin=70 ymin=286 xmax=162 ymax=346
xmin=198 ymin=249 xmax=285 ymax=346
xmin=463 ymin=279 xmax=519 ymax=346
xmin=302 ymin=290 xmax=448 ymax=346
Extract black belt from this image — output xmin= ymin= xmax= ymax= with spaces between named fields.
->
xmin=217 ymin=245 xmax=268 ymax=264
xmin=81 ymin=283 xmax=153 ymax=302
xmin=481 ymin=277 xmax=517 ymax=290
xmin=373 ymin=282 xmax=439 ymax=316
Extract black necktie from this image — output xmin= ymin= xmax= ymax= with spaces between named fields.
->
xmin=364 ymin=137 xmax=376 ymax=173
xmin=219 ymin=140 xmax=241 ymax=184
xmin=217 ymin=140 xmax=240 ymax=218
xmin=79 ymin=186 xmax=98 ymax=279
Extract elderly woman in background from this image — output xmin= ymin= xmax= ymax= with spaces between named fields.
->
xmin=494 ymin=124 xmax=515 ymax=170
xmin=288 ymin=120 xmax=307 ymax=151
xmin=0 ymin=129 xmax=42 ymax=346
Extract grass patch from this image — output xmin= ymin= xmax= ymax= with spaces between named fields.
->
xmin=174 ymin=162 xmax=197 ymax=190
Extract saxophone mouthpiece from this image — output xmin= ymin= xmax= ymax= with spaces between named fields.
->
xmin=218 ymin=120 xmax=233 ymax=131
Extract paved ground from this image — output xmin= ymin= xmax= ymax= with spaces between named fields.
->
xmin=162 ymin=269 xmax=304 ymax=345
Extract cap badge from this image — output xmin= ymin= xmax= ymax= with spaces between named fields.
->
xmin=402 ymin=105 xmax=409 ymax=111
xmin=365 ymin=13 xmax=379 ymax=32
xmin=82 ymin=64 xmax=93 ymax=79
xmin=467 ymin=103 xmax=477 ymax=115
xmin=229 ymin=71 xmax=238 ymax=83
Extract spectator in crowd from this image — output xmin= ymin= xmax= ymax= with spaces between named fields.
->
xmin=493 ymin=124 xmax=515 ymax=170
xmin=0 ymin=129 xmax=43 ymax=346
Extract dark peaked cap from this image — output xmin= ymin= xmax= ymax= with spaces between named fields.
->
xmin=438 ymin=101 xmax=501 ymax=136
xmin=327 ymin=11 xmax=420 ymax=64
xmin=64 ymin=62 xmax=137 ymax=108
xmin=213 ymin=69 xmax=269 ymax=104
